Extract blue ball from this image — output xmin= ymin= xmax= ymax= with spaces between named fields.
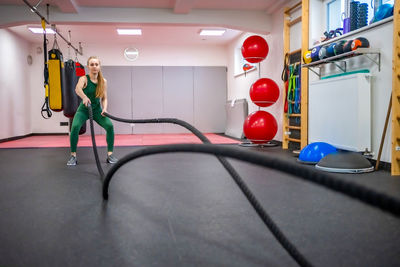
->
xmin=318 ymin=46 xmax=328 ymax=60
xmin=310 ymin=46 xmax=321 ymax=62
xmin=373 ymin=3 xmax=394 ymax=22
xmin=298 ymin=142 xmax=337 ymax=164
xmin=326 ymin=43 xmax=336 ymax=57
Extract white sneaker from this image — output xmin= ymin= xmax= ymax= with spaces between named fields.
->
xmin=67 ymin=156 xmax=77 ymax=166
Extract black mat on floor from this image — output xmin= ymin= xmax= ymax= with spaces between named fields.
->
xmin=0 ymin=145 xmax=399 ymax=267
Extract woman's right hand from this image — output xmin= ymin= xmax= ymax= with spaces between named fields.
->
xmin=83 ymin=97 xmax=91 ymax=107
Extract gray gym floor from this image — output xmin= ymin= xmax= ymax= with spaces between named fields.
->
xmin=0 ymin=144 xmax=399 ymax=267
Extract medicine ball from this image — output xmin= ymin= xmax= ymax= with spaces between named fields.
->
xmin=310 ymin=46 xmax=321 ymax=62
xmin=303 ymin=50 xmax=312 ymax=64
xmin=326 ymin=43 xmax=336 ymax=57
xmin=343 ymin=40 xmax=353 ymax=53
xmin=318 ymin=45 xmax=328 ymax=60
xmin=333 ymin=40 xmax=347 ymax=55
xmin=351 ymin=37 xmax=370 ymax=50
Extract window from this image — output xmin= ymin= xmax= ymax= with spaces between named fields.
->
xmin=326 ymin=0 xmax=379 ymax=33
xmin=327 ymin=0 xmax=342 ymax=32
xmin=381 ymin=0 xmax=393 ymax=5
xmin=234 ymin=47 xmax=256 ymax=76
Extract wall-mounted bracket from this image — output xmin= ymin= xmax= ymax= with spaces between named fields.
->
xmin=302 ymin=48 xmax=380 ymax=78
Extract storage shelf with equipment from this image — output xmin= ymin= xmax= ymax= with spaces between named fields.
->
xmin=302 ymin=48 xmax=380 ymax=77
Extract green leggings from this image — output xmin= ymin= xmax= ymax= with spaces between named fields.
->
xmin=70 ymin=107 xmax=114 ymax=153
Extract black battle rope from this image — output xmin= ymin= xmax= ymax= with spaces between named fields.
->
xmin=87 ymin=104 xmax=104 ymax=178
xmin=104 ymin=113 xmax=211 ymax=144
xmin=103 ymin=144 xmax=400 ymax=218
xmin=88 ymin=107 xmax=400 ymax=266
xmin=86 ymin=106 xmax=313 ymax=267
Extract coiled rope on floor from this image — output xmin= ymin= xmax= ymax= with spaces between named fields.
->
xmin=86 ymin=105 xmax=400 ymax=267
xmin=103 ymin=144 xmax=400 ymax=219
xmin=87 ymin=105 xmax=313 ymax=267
xmin=106 ymin=114 xmax=314 ymax=267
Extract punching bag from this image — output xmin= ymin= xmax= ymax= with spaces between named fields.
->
xmin=48 ymin=49 xmax=65 ymax=111
xmin=79 ymin=122 xmax=87 ymax=135
xmin=69 ymin=117 xmax=86 ymax=135
xmin=63 ymin=60 xmax=79 ymax=118
xmin=75 ymin=62 xmax=85 ymax=77
xmin=76 ymin=61 xmax=86 ymax=135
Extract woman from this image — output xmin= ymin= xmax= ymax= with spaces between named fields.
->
xmin=67 ymin=56 xmax=118 ymax=165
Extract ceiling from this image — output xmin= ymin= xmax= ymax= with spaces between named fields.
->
xmin=1 ymin=0 xmax=285 ymax=13
xmin=2 ymin=0 xmax=288 ymax=46
xmin=8 ymin=24 xmax=244 ymax=46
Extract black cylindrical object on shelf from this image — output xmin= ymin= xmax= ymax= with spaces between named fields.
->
xmin=357 ymin=3 xmax=368 ymax=29
xmin=350 ymin=1 xmax=359 ymax=31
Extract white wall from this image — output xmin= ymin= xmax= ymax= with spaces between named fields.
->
xmin=82 ymin=43 xmax=228 ymax=66
xmin=29 ymin=41 xmax=228 ymax=133
xmin=310 ymin=0 xmax=325 ymax=46
xmin=227 ymin=6 xmax=286 ymax=142
xmin=0 ymin=29 xmax=31 ymax=140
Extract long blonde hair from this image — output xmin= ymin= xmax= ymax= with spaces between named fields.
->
xmin=87 ymin=56 xmax=105 ymax=98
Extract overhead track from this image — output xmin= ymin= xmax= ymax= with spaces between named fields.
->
xmin=22 ymin=0 xmax=83 ymax=56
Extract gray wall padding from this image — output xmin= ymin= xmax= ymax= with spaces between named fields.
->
xmin=90 ymin=66 xmax=226 ymax=134
xmin=102 ymin=66 xmax=132 ymax=134
xmin=194 ymin=67 xmax=227 ymax=133
xmin=225 ymin=99 xmax=248 ymax=139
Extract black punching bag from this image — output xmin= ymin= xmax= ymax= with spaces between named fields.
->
xmin=68 ymin=117 xmax=86 ymax=135
xmin=63 ymin=60 xmax=79 ymax=118
xmin=65 ymin=60 xmax=87 ymax=135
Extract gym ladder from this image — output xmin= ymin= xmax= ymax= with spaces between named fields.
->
xmin=282 ymin=0 xmax=309 ymax=150
xmin=391 ymin=1 xmax=400 ymax=175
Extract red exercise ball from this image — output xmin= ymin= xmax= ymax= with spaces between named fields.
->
xmin=243 ymin=111 xmax=277 ymax=143
xmin=250 ymin=78 xmax=279 ymax=107
xmin=241 ymin=35 xmax=269 ymax=63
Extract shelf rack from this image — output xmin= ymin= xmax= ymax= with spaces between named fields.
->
xmin=302 ymin=48 xmax=381 ymax=77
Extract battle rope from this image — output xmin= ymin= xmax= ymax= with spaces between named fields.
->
xmin=86 ymin=106 xmax=400 ymax=266
xmin=103 ymin=144 xmax=400 ymax=218
xmin=87 ymin=105 xmax=313 ymax=267
xmin=87 ymin=105 xmax=104 ymax=178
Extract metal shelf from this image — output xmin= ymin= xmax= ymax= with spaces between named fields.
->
xmin=302 ymin=48 xmax=380 ymax=77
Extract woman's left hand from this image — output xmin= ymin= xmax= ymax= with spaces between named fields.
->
xmin=101 ymin=108 xmax=107 ymax=116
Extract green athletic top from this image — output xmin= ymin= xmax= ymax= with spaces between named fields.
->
xmin=78 ymin=74 xmax=101 ymax=111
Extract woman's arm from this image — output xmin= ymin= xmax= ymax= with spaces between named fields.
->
xmin=101 ymin=78 xmax=108 ymax=116
xmin=75 ymin=76 xmax=91 ymax=106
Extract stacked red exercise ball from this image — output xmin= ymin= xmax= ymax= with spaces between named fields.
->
xmin=241 ymin=35 xmax=279 ymax=144
xmin=241 ymin=35 xmax=269 ymax=63
xmin=243 ymin=111 xmax=278 ymax=143
xmin=249 ymin=78 xmax=279 ymax=107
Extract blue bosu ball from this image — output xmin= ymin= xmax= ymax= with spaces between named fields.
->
xmin=298 ymin=142 xmax=337 ymax=164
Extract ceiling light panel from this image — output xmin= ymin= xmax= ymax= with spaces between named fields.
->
xmin=117 ymin=29 xmax=142 ymax=35
xmin=28 ymin=27 xmax=55 ymax=34
xmin=199 ymin=29 xmax=226 ymax=36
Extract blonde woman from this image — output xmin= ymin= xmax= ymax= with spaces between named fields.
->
xmin=67 ymin=56 xmax=117 ymax=165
